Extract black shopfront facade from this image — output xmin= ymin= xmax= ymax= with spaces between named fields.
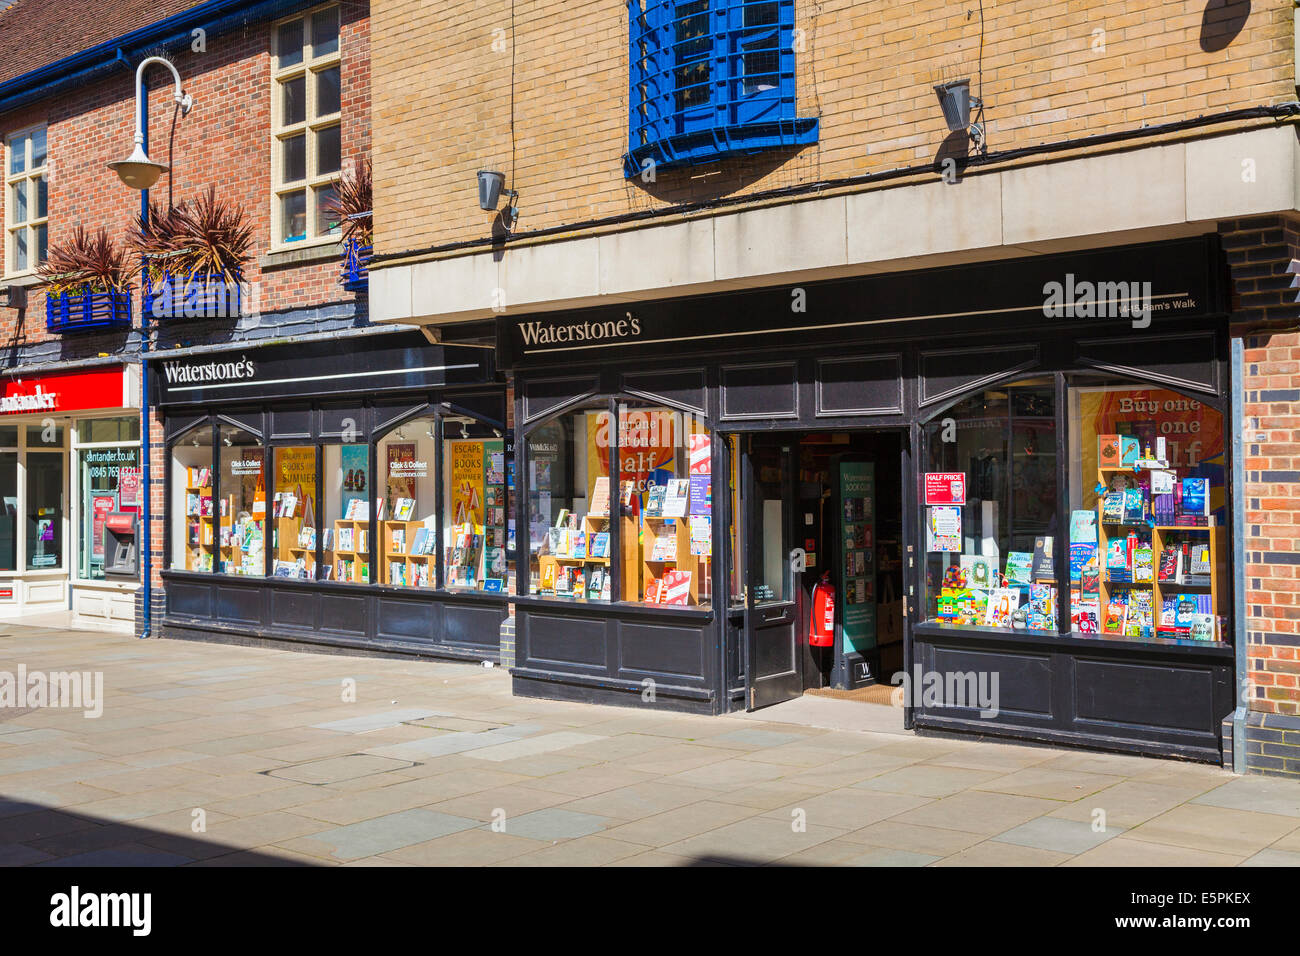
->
xmin=153 ymin=330 xmax=512 ymax=661
xmin=499 ymin=235 xmax=1237 ymax=763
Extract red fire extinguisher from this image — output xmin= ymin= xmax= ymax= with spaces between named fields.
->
xmin=809 ymin=572 xmax=836 ymax=647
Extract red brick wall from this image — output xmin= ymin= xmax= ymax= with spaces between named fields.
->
xmin=1223 ymin=215 xmax=1300 ymax=718
xmin=0 ymin=1 xmax=370 ymax=333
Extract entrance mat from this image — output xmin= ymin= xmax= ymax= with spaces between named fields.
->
xmin=805 ymin=685 xmax=899 ymax=707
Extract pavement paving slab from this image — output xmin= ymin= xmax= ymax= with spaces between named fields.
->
xmin=0 ymin=624 xmax=1294 ymax=867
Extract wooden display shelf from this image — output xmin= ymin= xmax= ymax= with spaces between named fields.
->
xmin=533 ymin=514 xmax=635 ymax=601
xmin=325 ymin=517 xmax=371 ymax=583
xmin=1094 ymin=465 xmax=1223 ymax=639
xmin=641 ymin=514 xmax=701 ymax=606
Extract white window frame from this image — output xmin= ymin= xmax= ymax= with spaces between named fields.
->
xmin=4 ymin=124 xmax=48 ymax=279
xmin=270 ymin=3 xmax=343 ymax=250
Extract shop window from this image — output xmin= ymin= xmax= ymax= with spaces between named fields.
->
xmin=528 ymin=406 xmax=611 ymax=602
xmin=322 ymin=443 xmax=370 ymax=583
xmin=0 ymin=449 xmax=15 ymax=572
xmin=172 ymin=425 xmax=214 ymax=571
xmin=922 ymin=380 xmax=1058 ymax=632
xmin=376 ymin=415 xmax=437 ymax=589
xmin=218 ymin=426 xmax=267 ymax=576
xmin=617 ymin=402 xmax=713 ymax=607
xmin=747 ymin=439 xmax=789 ymax=606
xmin=272 ymin=3 xmax=343 ymax=246
xmin=1067 ymin=378 xmax=1226 ymax=641
xmin=80 ymin=417 xmax=140 ymax=444
xmin=272 ymin=445 xmax=317 ymax=579
xmin=442 ymin=416 xmax=511 ymax=593
xmin=25 ymin=447 xmax=63 ymax=571
xmin=26 ymin=423 xmax=63 ymax=450
xmin=4 ymin=124 xmax=48 ymax=276
xmin=75 ymin=417 xmax=141 ymax=581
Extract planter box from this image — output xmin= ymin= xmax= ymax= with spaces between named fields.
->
xmin=342 ymin=238 xmax=371 ymax=292
xmin=143 ymin=271 xmax=243 ymax=321
xmin=45 ymin=289 xmax=132 ymax=333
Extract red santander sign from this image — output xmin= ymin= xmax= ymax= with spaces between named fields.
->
xmin=0 ymin=366 xmax=127 ymax=415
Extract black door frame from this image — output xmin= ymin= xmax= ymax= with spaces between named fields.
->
xmin=741 ymin=433 xmax=801 ymax=710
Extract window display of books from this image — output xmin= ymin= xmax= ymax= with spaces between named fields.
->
xmin=1092 ymin=435 xmax=1223 ymax=641
xmin=446 ymin=523 xmax=485 ymax=589
xmin=324 ymin=515 xmax=371 ymax=583
xmin=534 ymin=506 xmax=633 ymax=602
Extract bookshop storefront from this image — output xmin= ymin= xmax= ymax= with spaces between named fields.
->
xmin=0 ymin=362 xmax=142 ymax=628
xmin=498 ymin=235 xmax=1237 ymax=761
xmin=153 ymin=330 xmax=513 ymax=660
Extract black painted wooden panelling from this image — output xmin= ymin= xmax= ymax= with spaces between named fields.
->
xmin=523 ymin=376 xmax=599 ymax=423
xmin=928 ymin=643 xmax=1054 ymax=718
xmin=617 ymin=621 xmax=708 ymax=681
xmin=815 ymin=354 xmax=904 ymax=416
xmin=1075 ymin=330 xmax=1220 ymax=396
xmin=720 ymin=362 xmax=798 ymax=420
xmin=316 ymin=592 xmax=368 ymax=634
xmin=444 ymin=602 xmax=507 ymax=648
xmin=523 ymin=612 xmax=608 ymax=671
xmin=622 ymin=368 xmax=708 ymax=414
xmin=1072 ymin=657 xmax=1217 ymax=732
xmin=214 ymin=583 xmax=262 ymax=624
xmin=166 ymin=580 xmax=212 ymax=618
xmin=269 ymin=403 xmax=313 ymax=439
xmin=268 ymin=587 xmax=321 ymax=631
xmin=919 ymin=344 xmax=1039 ymax=408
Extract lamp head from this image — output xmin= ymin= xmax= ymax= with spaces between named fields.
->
xmin=477 ymin=170 xmax=505 ymax=210
xmin=107 ymin=143 xmax=168 ymax=190
xmin=934 ymin=79 xmax=972 ymax=134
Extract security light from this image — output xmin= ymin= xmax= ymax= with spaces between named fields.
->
xmin=934 ymin=79 xmax=984 ymax=152
xmin=477 ymin=170 xmax=518 ymax=228
xmin=108 ymin=57 xmax=194 ymax=190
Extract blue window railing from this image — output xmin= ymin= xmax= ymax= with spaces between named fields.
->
xmin=341 ymin=237 xmax=371 ymax=292
xmin=45 ymin=289 xmax=133 ymax=333
xmin=142 ymin=271 xmax=244 ymax=321
xmin=625 ymin=0 xmax=818 ymax=177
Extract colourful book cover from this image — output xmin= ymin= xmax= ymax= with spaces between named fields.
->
xmin=1098 ymin=434 xmax=1121 ymax=469
xmin=1120 ymin=436 xmax=1141 ymax=466
xmin=1068 ymin=542 xmax=1096 ymax=583
xmin=1005 ymin=551 xmax=1034 ymax=586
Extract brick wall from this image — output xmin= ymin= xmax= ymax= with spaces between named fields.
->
xmin=1222 ymin=213 xmax=1300 ymax=775
xmin=371 ymin=0 xmax=1295 ymax=257
xmin=0 ymin=0 xmax=371 ymax=352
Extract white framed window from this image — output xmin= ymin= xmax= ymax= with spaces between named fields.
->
xmin=4 ymin=125 xmax=48 ymax=277
xmin=271 ymin=3 xmax=343 ymax=248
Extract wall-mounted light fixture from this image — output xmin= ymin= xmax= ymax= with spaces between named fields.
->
xmin=0 ymin=285 xmax=26 ymax=310
xmin=477 ymin=170 xmax=518 ymax=228
xmin=107 ymin=56 xmax=194 ymax=190
xmin=933 ymin=79 xmax=985 ymax=154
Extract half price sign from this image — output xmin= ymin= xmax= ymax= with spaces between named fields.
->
xmin=924 ymin=472 xmax=967 ymax=506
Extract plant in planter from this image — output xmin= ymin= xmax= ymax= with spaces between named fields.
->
xmin=130 ymin=186 xmax=254 ymax=320
xmin=323 ymin=157 xmax=373 ymax=290
xmin=38 ymin=225 xmax=133 ymax=332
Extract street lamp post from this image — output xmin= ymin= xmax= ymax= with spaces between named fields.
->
xmin=107 ymin=56 xmax=195 ymax=640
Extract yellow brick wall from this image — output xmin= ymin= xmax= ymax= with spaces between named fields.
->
xmin=370 ymin=0 xmax=1295 ymax=257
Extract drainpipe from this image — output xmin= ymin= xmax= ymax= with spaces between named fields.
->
xmin=139 ymin=80 xmax=152 ymax=639
xmin=1230 ymin=336 xmax=1247 ymax=772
